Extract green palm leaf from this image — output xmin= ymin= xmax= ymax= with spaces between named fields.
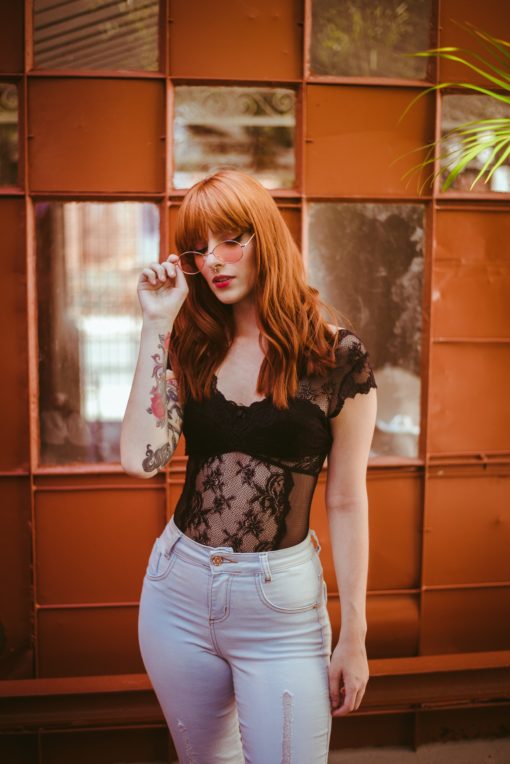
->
xmin=393 ymin=20 xmax=510 ymax=193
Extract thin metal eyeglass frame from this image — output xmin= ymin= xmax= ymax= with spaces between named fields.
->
xmin=177 ymin=232 xmax=256 ymax=275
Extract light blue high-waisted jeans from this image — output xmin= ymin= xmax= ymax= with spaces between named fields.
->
xmin=138 ymin=513 xmax=333 ymax=764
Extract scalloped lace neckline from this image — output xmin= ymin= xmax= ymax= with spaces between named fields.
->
xmin=212 ymin=373 xmax=270 ymax=410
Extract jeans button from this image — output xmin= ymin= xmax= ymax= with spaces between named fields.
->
xmin=211 ymin=555 xmax=223 ymax=565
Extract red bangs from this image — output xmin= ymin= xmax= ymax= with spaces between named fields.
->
xmin=175 ymin=176 xmax=252 ymax=253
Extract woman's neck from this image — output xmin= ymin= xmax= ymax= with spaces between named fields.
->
xmin=232 ymin=295 xmax=261 ymax=340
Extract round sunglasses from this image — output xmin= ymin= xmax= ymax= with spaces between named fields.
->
xmin=175 ymin=232 xmax=256 ymax=275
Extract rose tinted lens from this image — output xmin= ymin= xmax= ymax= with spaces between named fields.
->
xmin=214 ymin=241 xmax=243 ymax=263
xmin=179 ymin=252 xmax=201 ymax=274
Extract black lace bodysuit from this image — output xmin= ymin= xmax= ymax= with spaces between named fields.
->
xmin=171 ymin=329 xmax=377 ymax=552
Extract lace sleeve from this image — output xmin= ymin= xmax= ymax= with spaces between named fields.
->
xmin=327 ymin=330 xmax=377 ymax=418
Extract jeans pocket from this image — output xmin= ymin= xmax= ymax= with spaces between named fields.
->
xmin=145 ymin=536 xmax=177 ymax=581
xmin=255 ymin=556 xmax=323 ymax=613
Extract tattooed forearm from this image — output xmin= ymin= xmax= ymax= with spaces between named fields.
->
xmin=142 ymin=442 xmax=173 ymax=473
xmin=167 ymin=376 xmax=184 ymax=453
xmin=141 ymin=379 xmax=183 ymax=474
xmin=141 ymin=346 xmax=183 ymax=474
xmin=146 ymin=332 xmax=171 ymax=429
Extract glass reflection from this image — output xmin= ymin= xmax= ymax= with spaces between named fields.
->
xmin=440 ymin=94 xmax=510 ymax=194
xmin=33 ymin=0 xmax=159 ymax=71
xmin=36 ymin=201 xmax=160 ymax=466
xmin=307 ymin=202 xmax=425 ymax=459
xmin=173 ymin=86 xmax=295 ymax=190
xmin=0 ymin=83 xmax=18 ymax=186
xmin=310 ymin=0 xmax=434 ymax=79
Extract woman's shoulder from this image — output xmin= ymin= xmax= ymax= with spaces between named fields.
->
xmin=302 ymin=322 xmax=370 ymax=384
xmin=324 ymin=324 xmax=377 ymax=416
xmin=325 ymin=323 xmax=368 ymax=363
xmin=295 ymin=323 xmax=376 ymax=419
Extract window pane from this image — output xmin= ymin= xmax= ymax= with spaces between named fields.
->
xmin=173 ymin=86 xmax=296 ymax=190
xmin=440 ymin=94 xmax=510 ymax=194
xmin=310 ymin=0 xmax=434 ymax=79
xmin=36 ymin=201 xmax=160 ymax=466
xmin=33 ymin=0 xmax=159 ymax=71
xmin=0 ymin=83 xmax=18 ymax=186
xmin=307 ymin=202 xmax=425 ymax=459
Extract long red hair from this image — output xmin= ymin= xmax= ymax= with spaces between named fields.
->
xmin=170 ymin=169 xmax=352 ymax=409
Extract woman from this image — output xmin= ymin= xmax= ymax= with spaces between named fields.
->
xmin=120 ymin=169 xmax=378 ymax=763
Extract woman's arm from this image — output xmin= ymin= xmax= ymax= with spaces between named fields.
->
xmin=325 ymin=384 xmax=377 ymax=716
xmin=120 ymin=317 xmax=183 ymax=478
xmin=121 ymin=251 xmax=188 ymax=479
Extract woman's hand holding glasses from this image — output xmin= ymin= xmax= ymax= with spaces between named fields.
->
xmin=137 ymin=253 xmax=189 ymax=324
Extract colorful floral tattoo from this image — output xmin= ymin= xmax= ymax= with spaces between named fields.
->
xmin=146 ymin=332 xmax=171 ymax=429
xmin=143 ymin=332 xmax=184 ymax=473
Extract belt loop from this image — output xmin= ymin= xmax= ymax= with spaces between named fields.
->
xmin=163 ymin=535 xmax=180 ymax=559
xmin=309 ymin=528 xmax=321 ymax=555
xmin=161 ymin=525 xmax=181 ymax=559
xmin=260 ymin=552 xmax=272 ymax=582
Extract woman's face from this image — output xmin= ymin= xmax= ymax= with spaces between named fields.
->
xmin=196 ymin=227 xmax=257 ymax=303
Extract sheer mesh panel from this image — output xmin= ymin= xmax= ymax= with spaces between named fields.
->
xmin=173 ymin=453 xmax=319 ymax=552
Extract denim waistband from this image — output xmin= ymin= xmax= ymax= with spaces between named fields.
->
xmin=158 ymin=514 xmax=322 ymax=579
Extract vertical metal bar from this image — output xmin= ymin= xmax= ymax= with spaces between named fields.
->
xmin=25 ymin=0 xmax=32 ymax=72
xmin=302 ymin=193 xmax=309 ymax=277
xmin=296 ymin=0 xmax=312 ymax=207
xmin=433 ymin=91 xmax=444 ymax=200
xmin=167 ymin=76 xmax=175 ymax=198
xmin=303 ymin=0 xmax=311 ymax=80
xmin=301 ymin=0 xmax=310 ymax=260
xmin=164 ymin=0 xmax=172 ymax=522
xmin=24 ymin=0 xmax=41 ymax=693
xmin=429 ymin=0 xmax=441 ymax=84
xmin=421 ymin=198 xmax=434 ymax=461
xmin=158 ymin=0 xmax=167 ymax=77
xmin=295 ymin=82 xmax=303 ymax=196
xmin=418 ymin=0 xmax=442 ymax=677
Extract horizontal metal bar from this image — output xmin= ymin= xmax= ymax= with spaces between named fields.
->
xmin=434 ymin=201 xmax=510 ymax=211
xmin=305 ymin=75 xmax=438 ymax=88
xmin=0 ymin=652 xmax=508 ymax=731
xmin=31 ymin=482 xmax=165 ymax=491
xmin=23 ymin=69 xmax=165 ymax=79
xmin=3 ymin=453 xmax=507 ymax=481
xmin=436 ymin=190 xmax=510 ymax=202
xmin=431 ymin=338 xmax=510 ymax=344
xmin=35 ymin=602 xmax=140 ymax=610
xmin=33 ymin=580 xmax=510 ymax=611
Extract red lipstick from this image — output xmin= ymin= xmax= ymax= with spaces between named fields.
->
xmin=213 ymin=276 xmax=235 ymax=288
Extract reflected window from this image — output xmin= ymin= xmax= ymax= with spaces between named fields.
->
xmin=173 ymin=86 xmax=296 ymax=190
xmin=0 ymin=83 xmax=18 ymax=186
xmin=440 ymin=94 xmax=510 ymax=194
xmin=310 ymin=0 xmax=434 ymax=79
xmin=307 ymin=203 xmax=425 ymax=459
xmin=33 ymin=0 xmax=159 ymax=71
xmin=35 ymin=201 xmax=160 ymax=466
